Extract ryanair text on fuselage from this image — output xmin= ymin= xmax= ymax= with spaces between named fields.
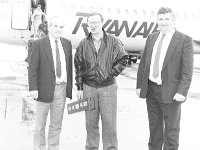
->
xmin=72 ymin=12 xmax=159 ymax=38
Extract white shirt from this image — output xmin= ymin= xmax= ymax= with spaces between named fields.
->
xmin=149 ymin=29 xmax=175 ymax=85
xmin=49 ymin=36 xmax=67 ymax=84
xmin=31 ymin=9 xmax=45 ymax=21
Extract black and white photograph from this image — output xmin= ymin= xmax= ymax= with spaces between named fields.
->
xmin=0 ymin=0 xmax=199 ymax=150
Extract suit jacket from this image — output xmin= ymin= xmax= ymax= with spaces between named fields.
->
xmin=136 ymin=30 xmax=193 ymax=103
xmin=28 ymin=36 xmax=73 ymax=103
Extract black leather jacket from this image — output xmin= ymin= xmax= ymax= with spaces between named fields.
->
xmin=74 ymin=29 xmax=128 ymax=90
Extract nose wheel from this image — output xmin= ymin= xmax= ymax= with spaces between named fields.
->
xmin=128 ymin=55 xmax=137 ymax=65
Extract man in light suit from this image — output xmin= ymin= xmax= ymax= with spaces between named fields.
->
xmin=28 ymin=16 xmax=72 ymax=150
xmin=136 ymin=7 xmax=193 ymax=150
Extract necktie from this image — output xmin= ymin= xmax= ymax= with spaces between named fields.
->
xmin=153 ymin=33 xmax=165 ymax=78
xmin=55 ymin=40 xmax=61 ymax=78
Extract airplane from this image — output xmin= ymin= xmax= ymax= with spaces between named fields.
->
xmin=0 ymin=0 xmax=200 ymax=64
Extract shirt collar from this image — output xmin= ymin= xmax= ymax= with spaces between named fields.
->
xmin=49 ymin=35 xmax=60 ymax=43
xmin=92 ymin=35 xmax=103 ymax=42
xmin=87 ymin=28 xmax=108 ymax=44
xmin=160 ymin=28 xmax=175 ymax=37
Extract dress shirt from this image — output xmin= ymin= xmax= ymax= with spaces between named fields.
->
xmin=92 ymin=36 xmax=103 ymax=53
xmin=149 ymin=29 xmax=175 ymax=85
xmin=49 ymin=36 xmax=67 ymax=84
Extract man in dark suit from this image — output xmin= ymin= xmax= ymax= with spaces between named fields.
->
xmin=136 ymin=7 xmax=193 ymax=150
xmin=28 ymin=16 xmax=72 ymax=150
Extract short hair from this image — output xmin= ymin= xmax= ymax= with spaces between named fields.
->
xmin=157 ymin=7 xmax=176 ymax=20
xmin=87 ymin=12 xmax=104 ymax=22
xmin=38 ymin=21 xmax=48 ymax=35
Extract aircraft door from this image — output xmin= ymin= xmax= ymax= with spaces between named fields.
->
xmin=11 ymin=0 xmax=29 ymax=30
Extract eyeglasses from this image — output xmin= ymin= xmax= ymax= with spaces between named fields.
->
xmin=88 ymin=21 xmax=101 ymax=26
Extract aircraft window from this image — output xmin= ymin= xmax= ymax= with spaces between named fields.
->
xmin=180 ymin=13 xmax=184 ymax=19
xmin=190 ymin=14 xmax=194 ymax=19
xmin=132 ymin=10 xmax=137 ymax=16
xmin=107 ymin=8 xmax=111 ymax=14
xmin=80 ymin=6 xmax=84 ymax=12
xmin=125 ymin=9 xmax=129 ymax=15
xmin=98 ymin=7 xmax=103 ymax=13
xmin=192 ymin=14 xmax=195 ymax=19
xmin=150 ymin=11 xmax=155 ymax=17
xmin=89 ymin=7 xmax=93 ymax=13
xmin=70 ymin=5 xmax=75 ymax=12
xmin=142 ymin=10 xmax=146 ymax=16
xmin=116 ymin=8 xmax=120 ymax=14
xmin=184 ymin=13 xmax=188 ymax=19
xmin=176 ymin=13 xmax=179 ymax=18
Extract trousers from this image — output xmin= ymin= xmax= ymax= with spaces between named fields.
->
xmin=83 ymin=83 xmax=118 ymax=150
xmin=146 ymin=80 xmax=181 ymax=150
xmin=33 ymin=83 xmax=66 ymax=150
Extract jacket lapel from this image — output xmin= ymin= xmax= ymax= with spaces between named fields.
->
xmin=60 ymin=38 xmax=67 ymax=53
xmin=146 ymin=33 xmax=159 ymax=67
xmin=162 ymin=30 xmax=179 ymax=70
xmin=45 ymin=36 xmax=55 ymax=72
xmin=60 ymin=38 xmax=69 ymax=69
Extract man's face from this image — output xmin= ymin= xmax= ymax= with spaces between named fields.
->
xmin=48 ymin=18 xmax=65 ymax=39
xmin=87 ymin=15 xmax=103 ymax=35
xmin=37 ymin=5 xmax=41 ymax=10
xmin=157 ymin=13 xmax=175 ymax=33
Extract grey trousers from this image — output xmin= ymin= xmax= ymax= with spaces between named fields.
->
xmin=83 ymin=83 xmax=118 ymax=150
xmin=33 ymin=83 xmax=66 ymax=150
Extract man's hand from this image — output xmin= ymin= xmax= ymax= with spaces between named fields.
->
xmin=136 ymin=88 xmax=141 ymax=97
xmin=30 ymin=90 xmax=38 ymax=100
xmin=77 ymin=90 xmax=83 ymax=100
xmin=173 ymin=93 xmax=186 ymax=102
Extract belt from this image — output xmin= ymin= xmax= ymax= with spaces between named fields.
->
xmin=148 ymin=79 xmax=161 ymax=86
xmin=55 ymin=82 xmax=66 ymax=85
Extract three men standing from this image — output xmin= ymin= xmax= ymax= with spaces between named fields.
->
xmin=28 ymin=6 xmax=194 ymax=150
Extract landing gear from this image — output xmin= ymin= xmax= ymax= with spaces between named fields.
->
xmin=128 ymin=55 xmax=137 ymax=65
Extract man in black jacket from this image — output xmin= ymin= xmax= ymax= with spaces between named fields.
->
xmin=74 ymin=12 xmax=128 ymax=150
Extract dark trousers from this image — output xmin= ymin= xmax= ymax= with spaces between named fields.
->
xmin=146 ymin=80 xmax=181 ymax=150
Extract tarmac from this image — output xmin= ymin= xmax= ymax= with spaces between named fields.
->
xmin=0 ymin=43 xmax=200 ymax=150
